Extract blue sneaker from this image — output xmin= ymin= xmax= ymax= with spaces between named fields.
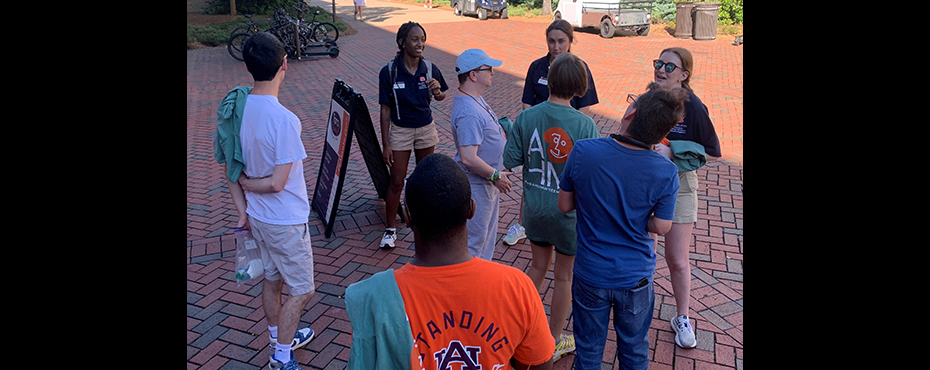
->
xmin=268 ymin=351 xmax=302 ymax=370
xmin=269 ymin=328 xmax=315 ymax=350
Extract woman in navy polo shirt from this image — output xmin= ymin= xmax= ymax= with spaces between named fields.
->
xmin=522 ymin=20 xmax=599 ymax=114
xmin=377 ymin=21 xmax=449 ymax=249
xmin=650 ymin=46 xmax=721 ymax=350
xmin=504 ymin=19 xmax=600 ymax=247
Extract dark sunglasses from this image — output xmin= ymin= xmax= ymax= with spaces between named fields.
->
xmin=653 ymin=59 xmax=684 ymax=73
xmin=626 ymin=93 xmax=638 ymax=104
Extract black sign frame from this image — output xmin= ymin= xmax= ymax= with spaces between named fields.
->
xmin=311 ymin=79 xmax=397 ymax=238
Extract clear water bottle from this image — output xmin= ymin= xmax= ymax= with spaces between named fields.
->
xmin=236 ymin=258 xmax=264 ymax=281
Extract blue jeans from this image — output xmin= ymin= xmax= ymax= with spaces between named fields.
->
xmin=572 ymin=276 xmax=654 ymax=370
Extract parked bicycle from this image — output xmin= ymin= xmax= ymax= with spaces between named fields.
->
xmin=296 ymin=5 xmax=339 ymax=43
xmin=228 ymin=8 xmax=298 ymax=61
xmin=228 ymin=6 xmax=339 ymax=61
xmin=227 ymin=14 xmax=267 ymax=61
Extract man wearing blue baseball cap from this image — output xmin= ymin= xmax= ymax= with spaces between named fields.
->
xmin=449 ymin=49 xmax=512 ymax=261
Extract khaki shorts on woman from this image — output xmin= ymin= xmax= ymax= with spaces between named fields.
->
xmin=389 ymin=122 xmax=439 ymax=151
xmin=673 ymin=170 xmax=699 ymax=224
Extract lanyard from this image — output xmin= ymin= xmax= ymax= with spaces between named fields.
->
xmin=458 ymin=88 xmax=496 ymax=122
xmin=610 ymin=134 xmax=652 ymax=150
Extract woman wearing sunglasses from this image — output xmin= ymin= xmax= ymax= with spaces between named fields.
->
xmin=650 ymin=47 xmax=721 ymax=350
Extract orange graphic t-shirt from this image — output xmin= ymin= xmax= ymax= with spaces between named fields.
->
xmin=393 ymin=257 xmax=555 ymax=370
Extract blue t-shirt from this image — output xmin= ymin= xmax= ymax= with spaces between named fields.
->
xmin=378 ymin=58 xmax=449 ymax=128
xmin=666 ymin=90 xmax=721 ymax=158
xmin=559 ymin=137 xmax=679 ymax=289
xmin=522 ymin=55 xmax=599 ymax=110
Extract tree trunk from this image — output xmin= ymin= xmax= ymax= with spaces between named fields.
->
xmin=542 ymin=0 xmax=552 ymax=16
xmin=230 ymin=0 xmax=237 ymax=16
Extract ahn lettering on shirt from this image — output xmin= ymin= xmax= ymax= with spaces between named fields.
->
xmin=526 ymin=126 xmax=574 ymax=193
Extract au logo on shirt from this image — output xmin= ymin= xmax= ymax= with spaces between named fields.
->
xmin=434 ymin=340 xmax=481 ymax=370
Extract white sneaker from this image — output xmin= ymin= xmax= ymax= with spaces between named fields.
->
xmin=552 ymin=333 xmax=575 ymax=362
xmin=269 ymin=327 xmax=315 ymax=350
xmin=381 ymin=228 xmax=396 ymax=249
xmin=502 ymin=224 xmax=526 ymax=246
xmin=671 ymin=315 xmax=697 ymax=348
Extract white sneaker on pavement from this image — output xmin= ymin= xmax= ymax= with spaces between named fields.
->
xmin=502 ymin=224 xmax=526 ymax=246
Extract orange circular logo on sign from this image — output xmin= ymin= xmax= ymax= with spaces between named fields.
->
xmin=544 ymin=127 xmax=573 ymax=163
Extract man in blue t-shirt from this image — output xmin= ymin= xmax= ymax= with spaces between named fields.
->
xmin=557 ymin=83 xmax=688 ymax=370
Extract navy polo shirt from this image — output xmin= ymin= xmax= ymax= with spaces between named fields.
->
xmin=665 ymin=90 xmax=721 ymax=158
xmin=522 ymin=55 xmax=599 ymax=110
xmin=378 ymin=58 xmax=449 ymax=128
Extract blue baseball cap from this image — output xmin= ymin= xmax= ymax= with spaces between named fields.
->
xmin=455 ymin=49 xmax=503 ymax=75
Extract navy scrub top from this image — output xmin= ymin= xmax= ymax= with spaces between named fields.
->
xmin=665 ymin=89 xmax=722 ymax=158
xmin=378 ymin=58 xmax=449 ymax=128
xmin=522 ymin=55 xmax=599 ymax=110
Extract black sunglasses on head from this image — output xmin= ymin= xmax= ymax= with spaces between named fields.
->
xmin=653 ymin=59 xmax=684 ymax=73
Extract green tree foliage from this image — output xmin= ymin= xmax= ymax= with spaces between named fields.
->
xmin=204 ymin=0 xmax=304 ymax=15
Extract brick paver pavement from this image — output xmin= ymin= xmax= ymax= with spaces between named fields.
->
xmin=187 ymin=1 xmax=742 ymax=369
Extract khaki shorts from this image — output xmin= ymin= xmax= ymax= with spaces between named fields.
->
xmin=389 ymin=122 xmax=439 ymax=151
xmin=673 ymin=170 xmax=699 ymax=224
xmin=248 ymin=216 xmax=316 ymax=296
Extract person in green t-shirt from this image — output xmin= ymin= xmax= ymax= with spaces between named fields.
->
xmin=503 ymin=52 xmax=600 ymax=362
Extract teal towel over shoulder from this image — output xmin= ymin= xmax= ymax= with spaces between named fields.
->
xmin=213 ymin=86 xmax=253 ymax=183
xmin=668 ymin=140 xmax=707 ymax=172
xmin=344 ymin=269 xmax=413 ymax=370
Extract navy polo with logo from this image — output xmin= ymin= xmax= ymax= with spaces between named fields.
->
xmin=521 ymin=55 xmax=599 ymax=110
xmin=378 ymin=58 xmax=449 ymax=128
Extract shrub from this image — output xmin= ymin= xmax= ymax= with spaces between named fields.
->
xmin=718 ymin=0 xmax=742 ymax=24
xmin=204 ymin=0 xmax=305 ymax=15
xmin=671 ymin=0 xmax=742 ymax=25
xmin=188 ymin=5 xmax=346 ymax=45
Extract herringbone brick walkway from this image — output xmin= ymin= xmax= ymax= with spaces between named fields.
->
xmin=187 ymin=1 xmax=743 ymax=369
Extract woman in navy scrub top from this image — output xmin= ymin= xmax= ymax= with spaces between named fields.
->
xmin=521 ymin=20 xmax=599 ymax=115
xmin=651 ymin=46 xmax=721 ymax=350
xmin=377 ymin=22 xmax=449 ymax=249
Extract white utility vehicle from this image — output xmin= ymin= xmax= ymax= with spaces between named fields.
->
xmin=554 ymin=0 xmax=653 ymax=38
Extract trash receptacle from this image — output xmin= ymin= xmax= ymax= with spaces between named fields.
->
xmin=693 ymin=2 xmax=721 ymax=40
xmin=675 ymin=2 xmax=696 ymax=39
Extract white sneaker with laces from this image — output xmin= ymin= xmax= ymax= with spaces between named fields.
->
xmin=381 ymin=228 xmax=396 ymax=249
xmin=502 ymin=224 xmax=526 ymax=246
xmin=269 ymin=327 xmax=315 ymax=350
xmin=671 ymin=314 xmax=697 ymax=348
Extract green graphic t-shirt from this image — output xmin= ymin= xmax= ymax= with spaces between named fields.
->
xmin=503 ymin=102 xmax=600 ymax=252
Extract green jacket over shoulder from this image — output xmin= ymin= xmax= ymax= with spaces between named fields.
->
xmin=669 ymin=140 xmax=707 ymax=172
xmin=213 ymin=86 xmax=252 ymax=183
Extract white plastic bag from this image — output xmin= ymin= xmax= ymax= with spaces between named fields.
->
xmin=233 ymin=227 xmax=263 ymax=286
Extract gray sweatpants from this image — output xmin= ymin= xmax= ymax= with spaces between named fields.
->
xmin=466 ymin=181 xmax=500 ymax=261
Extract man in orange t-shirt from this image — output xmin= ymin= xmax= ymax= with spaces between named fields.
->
xmin=395 ymin=153 xmax=555 ymax=369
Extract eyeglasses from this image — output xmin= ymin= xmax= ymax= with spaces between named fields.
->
xmin=626 ymin=93 xmax=638 ymax=105
xmin=653 ymin=59 xmax=684 ymax=73
xmin=473 ymin=66 xmax=493 ymax=73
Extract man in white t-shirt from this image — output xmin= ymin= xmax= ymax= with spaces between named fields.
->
xmin=225 ymin=32 xmax=316 ymax=370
